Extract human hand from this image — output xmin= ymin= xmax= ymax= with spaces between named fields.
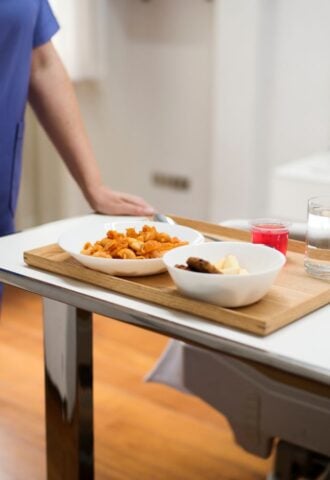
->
xmin=88 ymin=184 xmax=156 ymax=216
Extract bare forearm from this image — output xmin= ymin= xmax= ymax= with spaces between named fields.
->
xmin=28 ymin=42 xmax=101 ymax=204
xmin=28 ymin=42 xmax=154 ymax=216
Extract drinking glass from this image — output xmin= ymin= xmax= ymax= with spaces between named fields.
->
xmin=250 ymin=218 xmax=290 ymax=255
xmin=304 ymin=195 xmax=330 ymax=280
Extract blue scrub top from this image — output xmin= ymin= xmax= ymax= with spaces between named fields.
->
xmin=0 ymin=0 xmax=59 ymax=235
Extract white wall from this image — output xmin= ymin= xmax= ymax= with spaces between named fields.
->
xmin=210 ymin=0 xmax=330 ymax=222
xmin=210 ymin=0 xmax=266 ymax=222
xmin=17 ymin=0 xmax=213 ymax=228
xmin=97 ymin=0 xmax=214 ymax=219
xmin=267 ymin=0 xmax=330 ymax=221
xmin=267 ymin=0 xmax=330 ymax=168
xmin=16 ymin=0 xmax=330 ymax=229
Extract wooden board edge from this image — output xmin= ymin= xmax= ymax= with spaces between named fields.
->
xmin=170 ymin=214 xmax=306 ymax=254
xmin=264 ymin=290 xmax=330 ymax=335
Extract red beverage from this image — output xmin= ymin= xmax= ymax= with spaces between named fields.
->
xmin=251 ymin=221 xmax=289 ymax=255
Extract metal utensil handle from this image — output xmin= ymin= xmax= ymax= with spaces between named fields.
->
xmin=153 ymin=213 xmax=176 ymax=225
xmin=153 ymin=213 xmax=221 ymax=242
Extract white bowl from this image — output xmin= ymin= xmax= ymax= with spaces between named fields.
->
xmin=58 ymin=219 xmax=204 ymax=277
xmin=163 ymin=241 xmax=286 ymax=307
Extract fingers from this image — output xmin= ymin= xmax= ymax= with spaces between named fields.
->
xmin=118 ymin=192 xmax=154 ymax=209
xmin=89 ymin=185 xmax=156 ymax=216
xmin=117 ymin=192 xmax=155 ymax=215
xmin=127 ymin=205 xmax=155 ymax=216
xmin=115 ymin=200 xmax=155 ymax=216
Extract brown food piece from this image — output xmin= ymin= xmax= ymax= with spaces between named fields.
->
xmin=186 ymin=257 xmax=220 ymax=274
xmin=175 ymin=264 xmax=189 ymax=270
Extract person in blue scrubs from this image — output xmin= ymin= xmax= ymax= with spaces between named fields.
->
xmin=0 ymin=0 xmax=155 ymax=235
xmin=0 ymin=0 xmax=154 ymax=298
xmin=0 ymin=0 xmax=155 ymax=301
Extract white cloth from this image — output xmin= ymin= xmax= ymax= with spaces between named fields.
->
xmin=145 ymin=340 xmax=191 ymax=394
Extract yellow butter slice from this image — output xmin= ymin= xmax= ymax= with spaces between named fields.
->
xmin=214 ymin=255 xmax=249 ymax=275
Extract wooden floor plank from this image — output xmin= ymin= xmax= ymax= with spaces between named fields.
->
xmin=0 ymin=286 xmax=272 ymax=479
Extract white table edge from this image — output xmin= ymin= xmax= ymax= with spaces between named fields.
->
xmin=1 ymin=266 xmax=329 ymax=386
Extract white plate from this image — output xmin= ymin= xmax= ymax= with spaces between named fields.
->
xmin=58 ymin=219 xmax=204 ymax=277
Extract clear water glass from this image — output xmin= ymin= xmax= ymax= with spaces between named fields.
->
xmin=304 ymin=195 xmax=330 ymax=281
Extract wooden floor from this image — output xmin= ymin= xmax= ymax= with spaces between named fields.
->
xmin=0 ymin=286 xmax=272 ymax=480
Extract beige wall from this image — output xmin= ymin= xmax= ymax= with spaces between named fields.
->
xmin=17 ymin=0 xmax=330 ymax=229
xmin=17 ymin=0 xmax=214 ymax=229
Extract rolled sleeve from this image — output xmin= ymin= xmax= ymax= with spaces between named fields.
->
xmin=33 ymin=0 xmax=60 ymax=48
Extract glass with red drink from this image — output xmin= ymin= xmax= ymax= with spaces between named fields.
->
xmin=250 ymin=219 xmax=290 ymax=255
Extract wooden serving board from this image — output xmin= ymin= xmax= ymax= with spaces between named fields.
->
xmin=23 ymin=216 xmax=330 ymax=336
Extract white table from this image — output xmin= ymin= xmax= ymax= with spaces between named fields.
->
xmin=0 ymin=214 xmax=329 ymax=480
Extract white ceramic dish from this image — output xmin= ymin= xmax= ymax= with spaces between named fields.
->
xmin=58 ymin=220 xmax=204 ymax=277
xmin=163 ymin=241 xmax=286 ymax=308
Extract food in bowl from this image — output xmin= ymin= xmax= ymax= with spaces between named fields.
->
xmin=163 ymin=241 xmax=286 ymax=307
xmin=176 ymin=254 xmax=248 ymax=275
xmin=58 ymin=219 xmax=204 ymax=276
xmin=81 ymin=224 xmax=188 ymax=260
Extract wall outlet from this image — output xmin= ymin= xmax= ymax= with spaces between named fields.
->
xmin=152 ymin=172 xmax=191 ymax=191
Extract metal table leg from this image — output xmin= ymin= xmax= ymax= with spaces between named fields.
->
xmin=43 ymin=299 xmax=94 ymax=480
xmin=271 ymin=441 xmax=330 ymax=480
